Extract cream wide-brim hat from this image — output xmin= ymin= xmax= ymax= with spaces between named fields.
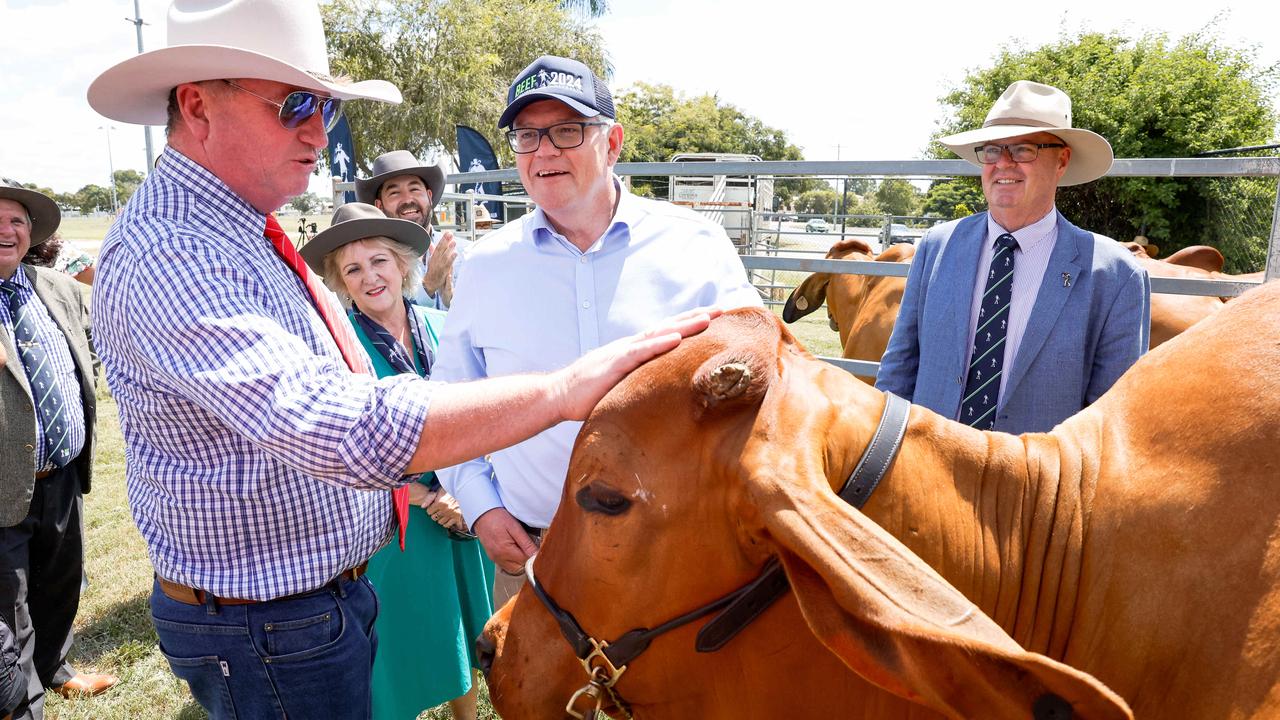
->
xmin=298 ymin=203 xmax=431 ymax=276
xmin=88 ymin=0 xmax=401 ymax=126
xmin=939 ymin=81 xmax=1113 ymax=187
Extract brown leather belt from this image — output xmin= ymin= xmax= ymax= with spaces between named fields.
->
xmin=157 ymin=562 xmax=369 ymax=607
xmin=35 ymin=469 xmax=54 ymax=480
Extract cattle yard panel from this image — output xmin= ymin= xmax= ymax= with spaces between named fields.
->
xmin=421 ymin=158 xmax=1280 ymax=376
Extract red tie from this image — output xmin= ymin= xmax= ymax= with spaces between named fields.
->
xmin=265 ymin=214 xmax=410 ymax=550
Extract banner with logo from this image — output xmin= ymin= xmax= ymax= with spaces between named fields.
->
xmin=455 ymin=125 xmax=503 ymax=220
xmin=327 ymin=115 xmax=357 ymax=205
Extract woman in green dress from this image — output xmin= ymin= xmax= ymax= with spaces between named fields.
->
xmin=302 ymin=203 xmax=495 ymax=720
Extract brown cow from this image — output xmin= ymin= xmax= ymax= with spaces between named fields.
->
xmin=481 ymin=282 xmax=1280 ymax=719
xmin=782 ymin=239 xmax=913 ymax=378
xmin=1120 ymin=243 xmax=1247 ymax=347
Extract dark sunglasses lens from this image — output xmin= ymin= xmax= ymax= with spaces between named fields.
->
xmin=321 ymin=98 xmax=343 ymax=131
xmin=278 ymin=91 xmax=318 ymax=129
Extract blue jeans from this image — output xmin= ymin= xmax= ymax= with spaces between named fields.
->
xmin=150 ymin=575 xmax=379 ymax=720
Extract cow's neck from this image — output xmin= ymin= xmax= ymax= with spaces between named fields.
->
xmin=859 ymin=406 xmax=1103 ymax=658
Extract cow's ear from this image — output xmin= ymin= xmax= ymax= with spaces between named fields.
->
xmin=750 ymin=472 xmax=1133 ymax=720
xmin=782 ymin=273 xmax=829 ymax=322
xmin=1166 ymin=245 xmax=1224 ymax=273
xmin=692 ymin=353 xmax=768 ymax=420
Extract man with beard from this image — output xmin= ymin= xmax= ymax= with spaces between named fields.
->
xmin=357 ymin=151 xmax=457 ymax=309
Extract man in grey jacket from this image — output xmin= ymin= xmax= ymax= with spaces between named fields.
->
xmin=0 ymin=183 xmax=114 ymax=719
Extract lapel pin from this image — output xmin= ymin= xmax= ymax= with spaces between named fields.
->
xmin=1062 ymin=272 xmax=1072 ymax=288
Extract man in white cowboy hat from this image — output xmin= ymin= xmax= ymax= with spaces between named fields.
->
xmin=433 ymin=55 xmax=762 ymax=603
xmin=877 ymin=80 xmax=1150 ymax=434
xmin=356 ymin=150 xmax=458 ymax=309
xmin=86 ymin=2 xmax=714 ymax=718
xmin=0 ymin=182 xmax=114 ymax=720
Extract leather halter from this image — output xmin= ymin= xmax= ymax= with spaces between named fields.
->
xmin=525 ymin=391 xmax=912 ymax=717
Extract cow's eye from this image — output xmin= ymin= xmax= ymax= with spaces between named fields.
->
xmin=576 ymin=484 xmax=632 ymax=516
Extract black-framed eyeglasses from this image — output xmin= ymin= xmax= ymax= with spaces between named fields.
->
xmin=974 ymin=142 xmax=1066 ymax=164
xmin=223 ymin=80 xmax=343 ymax=132
xmin=506 ymin=121 xmax=611 ymax=154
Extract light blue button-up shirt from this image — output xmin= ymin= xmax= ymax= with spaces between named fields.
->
xmin=966 ymin=209 xmax=1059 ymax=401
xmin=434 ymin=182 xmax=762 ymax=528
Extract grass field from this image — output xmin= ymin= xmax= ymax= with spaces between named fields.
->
xmin=57 ymin=213 xmax=333 ymax=250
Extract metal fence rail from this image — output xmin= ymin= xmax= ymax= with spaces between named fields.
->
xmin=358 ymin=158 xmax=1280 ymax=377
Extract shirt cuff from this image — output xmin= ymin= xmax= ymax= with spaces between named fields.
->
xmin=339 ymin=374 xmax=435 ymax=487
xmin=440 ymin=459 xmax=504 ymax=528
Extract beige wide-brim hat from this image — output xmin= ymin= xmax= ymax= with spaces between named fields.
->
xmin=939 ymin=80 xmax=1113 ymax=187
xmin=87 ymin=0 xmax=401 ymax=126
xmin=0 ymin=181 xmax=61 ymax=246
xmin=298 ymin=203 xmax=430 ymax=276
xmin=354 ymin=151 xmax=446 ymax=207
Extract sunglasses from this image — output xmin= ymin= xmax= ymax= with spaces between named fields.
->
xmin=223 ymin=80 xmax=343 ymax=131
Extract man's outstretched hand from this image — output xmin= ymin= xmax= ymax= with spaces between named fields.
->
xmin=550 ymin=307 xmax=721 ymax=421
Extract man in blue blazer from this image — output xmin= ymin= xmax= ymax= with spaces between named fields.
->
xmin=877 ymin=81 xmax=1150 ymax=434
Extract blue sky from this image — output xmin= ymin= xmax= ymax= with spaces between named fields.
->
xmin=1 ymin=0 xmax=1276 ymax=194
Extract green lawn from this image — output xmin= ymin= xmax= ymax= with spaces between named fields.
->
xmin=57 ymin=213 xmax=332 ymax=248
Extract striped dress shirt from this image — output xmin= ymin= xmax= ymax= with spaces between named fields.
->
xmin=92 ymin=148 xmax=433 ymax=601
xmin=965 ymin=209 xmax=1059 ymax=401
xmin=0 ymin=266 xmax=87 ymax=470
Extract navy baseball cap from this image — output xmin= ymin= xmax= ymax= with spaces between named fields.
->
xmin=498 ymin=55 xmax=615 ymax=129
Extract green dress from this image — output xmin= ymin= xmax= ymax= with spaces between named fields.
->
xmin=354 ymin=305 xmax=497 ymax=720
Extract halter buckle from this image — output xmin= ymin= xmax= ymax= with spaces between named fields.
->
xmin=580 ymin=638 xmax=627 ymax=687
xmin=565 ymin=680 xmax=604 ymax=719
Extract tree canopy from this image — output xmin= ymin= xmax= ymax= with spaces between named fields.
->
xmin=932 ymin=28 xmax=1279 ymax=272
xmin=615 ymin=82 xmax=808 ymax=201
xmin=323 ymin=0 xmax=608 ymax=174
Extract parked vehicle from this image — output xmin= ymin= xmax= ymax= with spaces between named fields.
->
xmin=880 ymin=222 xmax=915 ymax=244
xmin=805 ymin=218 xmax=830 ymax=233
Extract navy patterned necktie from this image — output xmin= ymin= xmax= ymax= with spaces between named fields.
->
xmin=1 ymin=280 xmax=74 ymax=467
xmin=961 ymin=233 xmax=1018 ymax=429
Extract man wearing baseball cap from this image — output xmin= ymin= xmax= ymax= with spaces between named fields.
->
xmin=356 ymin=150 xmax=458 ymax=310
xmin=87 ymin=3 xmax=714 ymax=717
xmin=877 ymin=80 xmax=1150 ymax=434
xmin=434 ymin=55 xmax=762 ymax=604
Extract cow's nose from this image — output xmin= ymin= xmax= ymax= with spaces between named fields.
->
xmin=476 ymin=633 xmax=497 ymax=678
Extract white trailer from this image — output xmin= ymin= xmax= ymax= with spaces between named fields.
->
xmin=668 ymin=153 xmax=774 ymax=250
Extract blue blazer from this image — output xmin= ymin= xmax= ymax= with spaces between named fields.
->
xmin=876 ymin=212 xmax=1150 ymax=434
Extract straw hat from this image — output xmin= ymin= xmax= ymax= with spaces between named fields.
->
xmin=298 ymin=203 xmax=430 ymax=275
xmin=88 ymin=0 xmax=401 ymax=125
xmin=939 ymin=81 xmax=1113 ymax=186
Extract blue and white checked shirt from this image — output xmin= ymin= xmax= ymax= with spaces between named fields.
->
xmin=0 ymin=266 xmax=86 ymax=471
xmin=92 ymin=149 xmax=434 ymax=601
xmin=434 ymin=181 xmax=763 ymax=528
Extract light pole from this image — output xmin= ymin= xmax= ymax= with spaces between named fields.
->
xmin=99 ymin=125 xmax=119 ymax=215
xmin=126 ymin=0 xmax=155 ymax=169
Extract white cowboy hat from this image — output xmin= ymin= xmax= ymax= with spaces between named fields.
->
xmin=88 ymin=0 xmax=401 ymax=126
xmin=939 ymin=80 xmax=1113 ymax=186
